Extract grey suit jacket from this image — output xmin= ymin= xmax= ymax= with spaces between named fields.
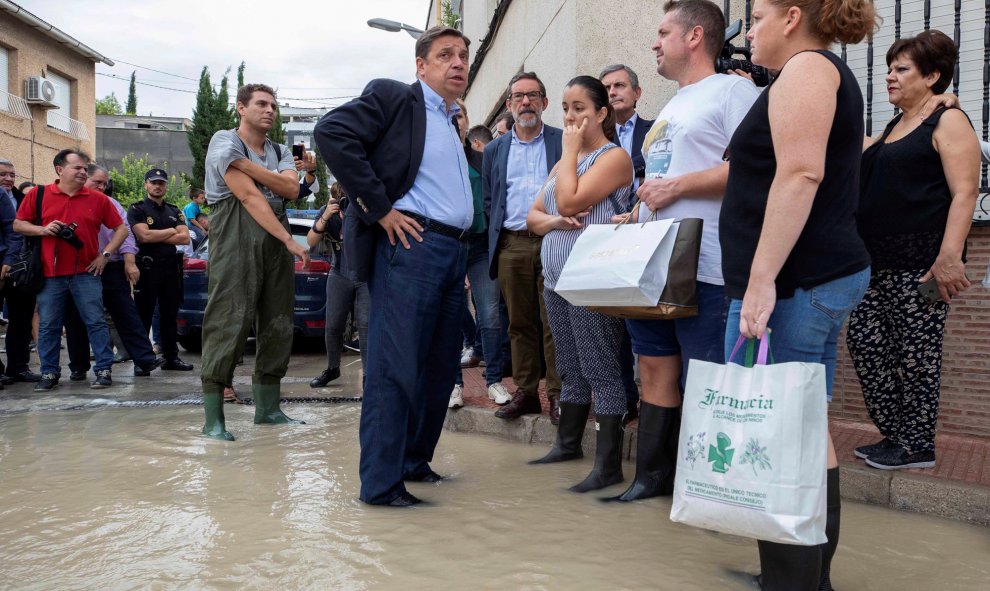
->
xmin=482 ymin=125 xmax=563 ymax=279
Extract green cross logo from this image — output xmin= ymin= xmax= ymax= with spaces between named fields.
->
xmin=708 ymin=432 xmax=735 ymax=474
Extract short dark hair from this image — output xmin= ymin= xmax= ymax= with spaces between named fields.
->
xmin=506 ymin=72 xmax=546 ymax=101
xmin=86 ymin=163 xmax=108 ymax=176
xmin=599 ymin=64 xmax=640 ymax=89
xmin=18 ymin=181 xmax=35 ymax=193
xmin=467 ymin=124 xmax=493 ymax=146
xmin=236 ymin=83 xmax=277 ymax=107
xmin=415 ymin=26 xmax=470 ymax=60
xmin=497 ymin=111 xmax=514 ymax=127
xmin=195 ymin=212 xmax=208 ymax=220
xmin=662 ymin=0 xmax=726 ymax=61
xmin=189 ymin=187 xmax=206 ymax=199
xmin=886 ymin=30 xmax=957 ymax=95
xmin=53 ymin=149 xmax=91 ymax=169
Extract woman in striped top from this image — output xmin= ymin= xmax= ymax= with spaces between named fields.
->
xmin=525 ymin=76 xmax=634 ymax=493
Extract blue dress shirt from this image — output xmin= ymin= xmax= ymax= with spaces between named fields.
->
xmin=392 ymin=82 xmax=473 ymax=229
xmin=615 ymin=113 xmax=639 ymax=193
xmin=502 ymin=125 xmax=548 ymax=231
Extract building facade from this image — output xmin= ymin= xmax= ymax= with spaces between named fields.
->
xmin=0 ymin=1 xmax=111 ymax=184
xmin=95 ymin=115 xmax=195 ymax=179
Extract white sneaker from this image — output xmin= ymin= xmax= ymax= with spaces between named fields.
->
xmin=460 ymin=347 xmax=481 ymax=368
xmin=487 ymin=382 xmax=512 ymax=405
xmin=448 ymin=384 xmax=464 ymax=409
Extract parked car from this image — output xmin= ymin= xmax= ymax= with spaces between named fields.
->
xmin=177 ymin=217 xmax=331 ymax=351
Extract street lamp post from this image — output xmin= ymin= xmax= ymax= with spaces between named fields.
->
xmin=367 ymin=18 xmax=425 ymax=39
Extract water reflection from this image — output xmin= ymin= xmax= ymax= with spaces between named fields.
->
xmin=0 ymin=406 xmax=987 ymax=590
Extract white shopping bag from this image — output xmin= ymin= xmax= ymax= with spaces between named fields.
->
xmin=670 ymin=335 xmax=828 ymax=546
xmin=554 ymin=218 xmax=676 ymax=307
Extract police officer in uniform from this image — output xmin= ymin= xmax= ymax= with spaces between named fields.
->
xmin=127 ymin=168 xmax=194 ymax=371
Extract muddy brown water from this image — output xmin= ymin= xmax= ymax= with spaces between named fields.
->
xmin=0 ymin=405 xmax=987 ymax=590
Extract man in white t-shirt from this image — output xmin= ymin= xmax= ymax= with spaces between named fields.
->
xmin=603 ymin=0 xmax=760 ymax=504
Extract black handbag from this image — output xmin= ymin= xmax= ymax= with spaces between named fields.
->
xmin=8 ymin=186 xmax=45 ymax=294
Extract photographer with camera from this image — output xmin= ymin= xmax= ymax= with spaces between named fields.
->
xmin=13 ymin=149 xmax=128 ymax=391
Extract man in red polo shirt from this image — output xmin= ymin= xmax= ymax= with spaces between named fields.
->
xmin=13 ymin=149 xmax=128 ymax=391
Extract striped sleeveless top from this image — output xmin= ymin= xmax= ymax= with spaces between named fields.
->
xmin=541 ymin=143 xmax=632 ymax=290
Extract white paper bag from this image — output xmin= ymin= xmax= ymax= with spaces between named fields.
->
xmin=670 ymin=338 xmax=828 ymax=546
xmin=554 ymin=218 xmax=676 ymax=307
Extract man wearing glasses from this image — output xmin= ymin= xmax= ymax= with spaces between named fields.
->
xmin=483 ymin=72 xmax=563 ymax=422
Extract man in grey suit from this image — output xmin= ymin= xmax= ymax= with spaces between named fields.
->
xmin=483 ymin=71 xmax=563 ymax=422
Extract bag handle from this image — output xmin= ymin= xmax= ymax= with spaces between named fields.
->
xmin=728 ymin=330 xmax=774 ymax=367
xmin=614 ymin=197 xmax=660 ymax=230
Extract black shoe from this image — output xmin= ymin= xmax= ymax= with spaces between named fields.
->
xmin=570 ymin=414 xmax=625 ymax=493
xmin=602 ymin=403 xmax=680 ymax=503
xmin=69 ymin=370 xmax=88 ymax=382
xmin=385 ymin=491 xmax=423 ymax=507
xmin=112 ymin=352 xmax=132 ymax=364
xmin=33 ymin=373 xmax=59 ymax=392
xmin=853 ymin=437 xmax=896 ymax=459
xmin=405 ymin=468 xmax=445 ymax=483
xmin=310 ymin=367 xmax=341 ymax=388
xmin=162 ymin=358 xmax=194 ymax=371
xmin=134 ymin=357 xmax=167 ymax=377
xmin=865 ymin=447 xmax=936 ymax=470
xmin=9 ymin=370 xmax=42 ymax=383
xmin=530 ymin=402 xmax=589 ymax=464
xmin=0 ymin=375 xmax=14 ymax=386
xmin=90 ymin=369 xmax=112 ymax=389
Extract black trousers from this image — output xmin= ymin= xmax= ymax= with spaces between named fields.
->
xmin=0 ymin=283 xmax=36 ymax=376
xmin=65 ymin=262 xmax=158 ymax=373
xmin=135 ymin=262 xmax=182 ymax=361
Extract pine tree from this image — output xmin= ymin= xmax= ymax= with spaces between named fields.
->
xmin=269 ymin=103 xmax=286 ymax=145
xmin=313 ymin=144 xmax=329 ymax=206
xmin=216 ymin=69 xmax=237 ymax=131
xmin=237 ymin=61 xmax=245 ymax=90
xmin=125 ymin=71 xmax=138 ymax=115
xmin=187 ymin=66 xmax=215 ymax=188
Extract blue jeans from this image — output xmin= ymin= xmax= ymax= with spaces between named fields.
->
xmin=725 ymin=267 xmax=870 ymax=401
xmin=37 ymin=273 xmax=114 ymax=376
xmin=456 ymin=234 xmax=504 ymax=386
xmin=359 ymin=230 xmax=467 ymax=505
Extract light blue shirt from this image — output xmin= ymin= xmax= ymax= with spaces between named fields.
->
xmin=615 ymin=112 xmax=639 ymax=193
xmin=503 ymin=125 xmax=548 ymax=231
xmin=392 ymin=82 xmax=473 ymax=229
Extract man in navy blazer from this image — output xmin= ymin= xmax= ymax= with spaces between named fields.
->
xmin=314 ymin=26 xmax=473 ymax=507
xmin=601 ymin=64 xmax=655 ymax=195
xmin=482 ymin=72 xmax=563 ymax=423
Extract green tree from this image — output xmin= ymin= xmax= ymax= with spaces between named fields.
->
xmin=236 ymin=61 xmax=246 ymax=90
xmin=187 ymin=66 xmax=215 ymax=187
xmin=125 ymin=71 xmax=138 ymax=115
xmin=269 ymin=103 xmax=286 ymax=144
xmin=109 ymin=154 xmax=192 ymax=208
xmin=95 ymin=92 xmax=123 ymax=115
xmin=441 ymin=0 xmax=461 ymax=28
xmin=216 ymin=68 xmax=237 ymax=130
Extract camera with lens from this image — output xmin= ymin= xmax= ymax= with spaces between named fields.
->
xmin=714 ymin=19 xmax=773 ymax=87
xmin=55 ymin=222 xmax=84 ymax=249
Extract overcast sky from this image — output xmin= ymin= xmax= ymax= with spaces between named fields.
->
xmin=18 ymin=0 xmax=431 ymax=117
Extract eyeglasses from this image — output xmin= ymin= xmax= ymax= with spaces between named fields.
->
xmin=509 ymin=91 xmax=543 ymax=103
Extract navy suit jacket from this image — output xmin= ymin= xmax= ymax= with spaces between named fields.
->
xmin=313 ymin=79 xmax=427 ymax=281
xmin=482 ymin=125 xmax=563 ymax=279
xmin=630 ymin=114 xmax=654 ymax=180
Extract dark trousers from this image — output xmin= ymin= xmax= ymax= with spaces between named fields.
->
xmin=134 ymin=260 xmax=181 ymax=362
xmin=65 ymin=261 xmax=157 ymax=373
xmin=0 ymin=284 xmax=36 ymax=376
xmin=359 ymin=230 xmax=466 ymax=504
xmin=324 ymin=271 xmax=370 ymax=371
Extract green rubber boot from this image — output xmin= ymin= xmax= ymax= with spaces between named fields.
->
xmin=202 ymin=391 xmax=235 ymax=441
xmin=253 ymin=383 xmax=305 ymax=425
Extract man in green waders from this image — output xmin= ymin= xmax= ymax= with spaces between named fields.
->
xmin=200 ymin=83 xmax=310 ymax=440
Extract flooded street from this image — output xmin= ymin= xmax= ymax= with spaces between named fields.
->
xmin=0 ymin=404 xmax=987 ymax=590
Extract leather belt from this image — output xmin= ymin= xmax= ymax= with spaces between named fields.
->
xmin=398 ymin=211 xmax=468 ymax=241
xmin=503 ymin=229 xmax=541 ymax=238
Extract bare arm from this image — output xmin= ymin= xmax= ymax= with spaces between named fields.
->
xmin=638 ymin=162 xmax=730 ymax=211
xmin=554 ymin=133 xmax=634 ymax=216
xmin=13 ymin=218 xmax=62 ymax=237
xmin=525 ymin=192 xmax=588 ymax=236
xmin=740 ymin=53 xmax=839 ymax=338
xmin=228 ymin=159 xmax=300 ymax=199
xmin=224 ymin=167 xmax=309 ymax=265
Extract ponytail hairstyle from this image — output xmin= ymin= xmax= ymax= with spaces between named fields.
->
xmin=767 ymin=0 xmax=879 ymax=45
xmin=565 ymin=75 xmax=616 ymax=142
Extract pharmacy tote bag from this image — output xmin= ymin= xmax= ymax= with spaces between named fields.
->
xmin=670 ymin=335 xmax=828 ymax=546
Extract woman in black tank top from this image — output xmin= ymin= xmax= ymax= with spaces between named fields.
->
xmin=846 ymin=31 xmax=979 ymax=474
xmin=718 ymin=1 xmax=878 ymax=589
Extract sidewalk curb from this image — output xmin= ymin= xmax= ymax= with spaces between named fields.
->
xmin=444 ymin=406 xmax=990 ymax=527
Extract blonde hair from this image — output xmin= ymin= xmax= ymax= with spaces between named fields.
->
xmin=767 ymin=0 xmax=879 ymax=45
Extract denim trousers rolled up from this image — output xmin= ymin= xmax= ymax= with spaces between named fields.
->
xmin=37 ymin=273 xmax=114 ymax=376
xmin=456 ymin=234 xmax=504 ymax=386
xmin=359 ymin=230 xmax=466 ymax=504
xmin=324 ymin=271 xmax=369 ymax=371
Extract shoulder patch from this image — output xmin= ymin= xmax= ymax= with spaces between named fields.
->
xmin=178 ymin=212 xmax=186 ymax=222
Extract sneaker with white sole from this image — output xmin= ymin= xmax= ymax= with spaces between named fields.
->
xmin=487 ymin=382 xmax=512 ymax=405
xmin=448 ymin=384 xmax=464 ymax=409
xmin=865 ymin=447 xmax=936 ymax=470
xmin=853 ymin=437 xmax=897 ymax=459
xmin=460 ymin=347 xmax=481 ymax=368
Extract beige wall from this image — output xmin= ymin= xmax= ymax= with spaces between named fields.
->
xmin=463 ymin=0 xmax=749 ymax=128
xmin=0 ymin=17 xmax=97 ymax=186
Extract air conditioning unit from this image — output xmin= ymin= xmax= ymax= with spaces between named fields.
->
xmin=24 ymin=77 xmax=57 ymax=108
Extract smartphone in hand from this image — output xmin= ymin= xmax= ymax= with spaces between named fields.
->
xmin=292 ymin=144 xmax=304 ymax=160
xmin=918 ymin=279 xmax=941 ymax=303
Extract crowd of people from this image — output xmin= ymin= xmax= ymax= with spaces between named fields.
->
xmin=0 ymin=0 xmax=981 ymax=587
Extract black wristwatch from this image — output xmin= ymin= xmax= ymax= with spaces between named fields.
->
xmin=102 ymin=251 xmax=112 ymax=259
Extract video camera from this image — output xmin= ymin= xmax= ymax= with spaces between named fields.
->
xmin=715 ymin=19 xmax=773 ymax=87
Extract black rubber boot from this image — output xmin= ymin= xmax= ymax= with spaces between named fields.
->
xmin=819 ymin=467 xmax=841 ymax=590
xmin=601 ymin=403 xmax=680 ymax=502
xmin=569 ymin=414 xmax=624 ymax=493
xmin=529 ymin=402 xmax=590 ymax=464
xmin=757 ymin=539 xmax=821 ymax=591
